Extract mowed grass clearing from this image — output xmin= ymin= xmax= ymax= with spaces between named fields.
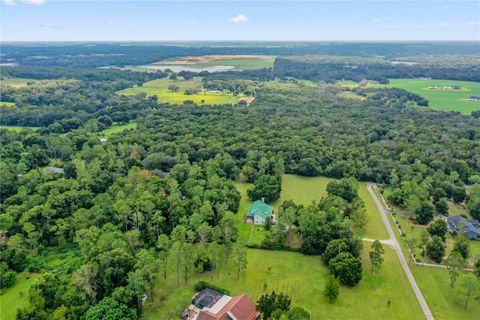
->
xmin=100 ymin=122 xmax=137 ymax=137
xmin=118 ymin=77 xmax=247 ymax=105
xmin=144 ymin=246 xmax=422 ymax=320
xmin=0 ymin=272 xmax=40 ymax=320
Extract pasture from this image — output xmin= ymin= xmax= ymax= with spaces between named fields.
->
xmin=118 ymin=77 xmax=247 ymax=105
xmin=100 ymin=122 xmax=137 ymax=137
xmin=0 ymin=273 xmax=40 ymax=320
xmin=387 ymin=79 xmax=480 ymax=114
xmin=144 ymin=246 xmax=422 ymax=320
xmin=339 ymin=79 xmax=480 ymax=114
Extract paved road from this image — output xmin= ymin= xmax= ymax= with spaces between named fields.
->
xmin=367 ymin=184 xmax=434 ymax=320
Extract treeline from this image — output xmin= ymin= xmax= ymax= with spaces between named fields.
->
xmin=273 ymin=56 xmax=480 ymax=83
xmin=2 ymin=42 xmax=479 ymax=67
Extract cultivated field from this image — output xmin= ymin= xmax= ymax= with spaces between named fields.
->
xmin=118 ymin=77 xmax=248 ymax=105
xmin=144 ymin=245 xmax=422 ymax=320
xmin=0 ymin=102 xmax=15 ymax=107
xmin=145 ymin=55 xmax=275 ymax=72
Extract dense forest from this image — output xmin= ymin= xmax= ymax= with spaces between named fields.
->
xmin=273 ymin=55 xmax=480 ymax=83
xmin=1 ymin=44 xmax=480 ymax=319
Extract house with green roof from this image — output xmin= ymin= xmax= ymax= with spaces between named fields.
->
xmin=246 ymin=200 xmax=274 ymax=225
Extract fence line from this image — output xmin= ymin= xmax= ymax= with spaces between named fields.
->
xmin=373 ymin=185 xmax=474 ymax=273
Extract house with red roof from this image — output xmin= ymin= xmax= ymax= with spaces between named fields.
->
xmin=183 ymin=288 xmax=259 ymax=320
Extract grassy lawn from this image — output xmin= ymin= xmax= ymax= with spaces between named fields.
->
xmin=0 ymin=125 xmax=39 ymax=131
xmin=118 ymin=77 xmax=247 ymax=105
xmin=357 ymin=184 xmax=389 ymax=240
xmin=387 ymin=79 xmax=480 ymax=114
xmin=413 ymin=267 xmax=480 ymax=320
xmin=143 ymin=246 xmax=422 ymax=320
xmin=0 ymin=272 xmax=40 ymax=320
xmin=100 ymin=122 xmax=137 ymax=137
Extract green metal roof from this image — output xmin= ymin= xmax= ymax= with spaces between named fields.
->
xmin=246 ymin=200 xmax=273 ymax=219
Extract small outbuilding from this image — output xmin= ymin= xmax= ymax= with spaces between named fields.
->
xmin=246 ymin=200 xmax=274 ymax=225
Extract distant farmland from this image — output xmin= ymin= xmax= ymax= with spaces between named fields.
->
xmin=388 ymin=79 xmax=480 ymax=114
xmin=127 ymin=54 xmax=275 ymax=73
xmin=118 ymin=77 xmax=250 ymax=105
xmin=339 ymin=79 xmax=480 ymax=114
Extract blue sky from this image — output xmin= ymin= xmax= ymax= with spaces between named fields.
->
xmin=1 ymin=1 xmax=479 ymax=41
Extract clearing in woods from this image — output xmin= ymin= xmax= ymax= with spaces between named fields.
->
xmin=100 ymin=122 xmax=138 ymax=137
xmin=0 ymin=273 xmax=40 ymax=320
xmin=235 ymin=174 xmax=388 ymax=246
xmin=118 ymin=77 xmax=250 ymax=105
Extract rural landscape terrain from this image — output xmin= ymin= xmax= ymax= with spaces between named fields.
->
xmin=1 ymin=1 xmax=480 ymax=320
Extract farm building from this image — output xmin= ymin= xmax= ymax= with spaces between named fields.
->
xmin=183 ymin=288 xmax=259 ymax=320
xmin=246 ymin=200 xmax=274 ymax=225
xmin=444 ymin=215 xmax=480 ymax=240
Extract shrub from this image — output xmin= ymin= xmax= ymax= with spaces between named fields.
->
xmin=194 ymin=281 xmax=230 ymax=295
xmin=0 ymin=270 xmax=17 ymax=289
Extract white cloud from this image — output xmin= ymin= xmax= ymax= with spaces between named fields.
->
xmin=23 ymin=0 xmax=45 ymax=5
xmin=230 ymin=14 xmax=249 ymax=24
xmin=2 ymin=0 xmax=16 ymax=6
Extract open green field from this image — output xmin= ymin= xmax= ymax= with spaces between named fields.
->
xmin=0 ymin=78 xmax=37 ymax=88
xmin=0 ymin=125 xmax=39 ymax=131
xmin=413 ymin=265 xmax=480 ymax=319
xmin=144 ymin=245 xmax=422 ymax=320
xmin=388 ymin=79 xmax=480 ymax=114
xmin=0 ymin=273 xmax=40 ymax=320
xmin=118 ymin=77 xmax=246 ymax=105
xmin=0 ymin=102 xmax=15 ymax=107
xmin=100 ymin=122 xmax=137 ymax=137
xmin=338 ymin=79 xmax=480 ymax=114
